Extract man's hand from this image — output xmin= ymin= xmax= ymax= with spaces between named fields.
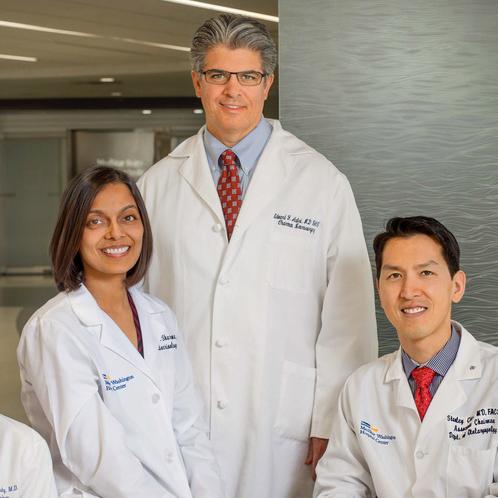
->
xmin=305 ymin=437 xmax=329 ymax=480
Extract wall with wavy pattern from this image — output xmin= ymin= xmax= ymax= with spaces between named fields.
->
xmin=279 ymin=0 xmax=498 ymax=354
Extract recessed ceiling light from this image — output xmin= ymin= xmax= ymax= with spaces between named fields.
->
xmin=100 ymin=77 xmax=115 ymax=83
xmin=193 ymin=109 xmax=204 ymax=114
xmin=0 ymin=53 xmax=37 ymax=62
xmin=159 ymin=0 xmax=278 ymax=22
xmin=0 ymin=20 xmax=190 ymax=52
xmin=0 ymin=20 xmax=97 ymax=37
xmin=111 ymin=91 xmax=122 ymax=97
xmin=142 ymin=109 xmax=152 ymax=115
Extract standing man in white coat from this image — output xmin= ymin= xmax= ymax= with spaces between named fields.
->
xmin=315 ymin=216 xmax=498 ymax=497
xmin=0 ymin=413 xmax=57 ymax=497
xmin=139 ymin=14 xmax=377 ymax=498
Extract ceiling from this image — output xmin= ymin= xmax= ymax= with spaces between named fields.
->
xmin=0 ymin=0 xmax=278 ymax=100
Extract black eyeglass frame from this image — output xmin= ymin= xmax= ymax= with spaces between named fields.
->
xmin=200 ymin=69 xmax=268 ymax=86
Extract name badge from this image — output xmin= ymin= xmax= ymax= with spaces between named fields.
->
xmin=158 ymin=333 xmax=178 ymax=351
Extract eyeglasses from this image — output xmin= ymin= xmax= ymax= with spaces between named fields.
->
xmin=201 ymin=69 xmax=267 ymax=86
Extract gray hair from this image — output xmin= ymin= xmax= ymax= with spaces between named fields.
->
xmin=190 ymin=14 xmax=277 ymax=75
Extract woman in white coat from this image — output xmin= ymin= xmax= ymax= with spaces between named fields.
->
xmin=17 ymin=166 xmax=226 ymax=498
xmin=0 ymin=413 xmax=57 ymax=497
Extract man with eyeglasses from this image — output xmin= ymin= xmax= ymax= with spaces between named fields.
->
xmin=138 ymin=13 xmax=377 ymax=498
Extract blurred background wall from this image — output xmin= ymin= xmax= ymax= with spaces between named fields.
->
xmin=0 ymin=0 xmax=277 ymax=421
xmin=279 ymin=0 xmax=498 ymax=354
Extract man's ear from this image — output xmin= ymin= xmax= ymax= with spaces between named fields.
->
xmin=451 ymin=270 xmax=466 ymax=304
xmin=263 ymin=74 xmax=274 ymax=100
xmin=192 ymin=71 xmax=202 ymax=98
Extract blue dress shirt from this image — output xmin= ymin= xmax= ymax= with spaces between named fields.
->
xmin=203 ymin=117 xmax=273 ymax=198
xmin=402 ymin=325 xmax=460 ymax=398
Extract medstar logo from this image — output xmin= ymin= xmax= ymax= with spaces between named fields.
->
xmin=360 ymin=420 xmax=396 ymax=445
xmin=102 ymin=373 xmax=135 ymax=392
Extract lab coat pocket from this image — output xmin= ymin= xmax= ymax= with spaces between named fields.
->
xmin=274 ymin=361 xmax=316 ymax=441
xmin=446 ymin=445 xmax=496 ymax=498
xmin=266 ymin=231 xmax=313 ymax=292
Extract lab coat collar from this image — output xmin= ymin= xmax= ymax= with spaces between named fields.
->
xmin=384 ymin=321 xmax=481 ymax=430
xmin=67 ymin=283 xmax=105 ymax=327
xmin=384 ymin=348 xmax=416 ymax=412
xmin=176 ymin=126 xmax=226 ymax=227
xmin=450 ymin=321 xmax=482 ymax=380
xmin=384 ymin=321 xmax=482 ymax=384
xmin=68 ymin=284 xmax=164 ymax=387
xmin=174 ymin=120 xmax=293 ymax=241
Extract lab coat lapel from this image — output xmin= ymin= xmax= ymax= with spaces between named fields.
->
xmin=233 ymin=122 xmax=290 ymax=239
xmin=177 ymin=128 xmax=225 ymax=226
xmin=385 ymin=349 xmax=419 ymax=414
xmin=68 ymin=285 xmax=159 ymax=387
xmin=418 ymin=324 xmax=480 ymax=439
xmin=127 ymin=286 xmax=167 ymax=369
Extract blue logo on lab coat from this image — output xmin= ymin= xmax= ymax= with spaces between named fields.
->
xmin=102 ymin=373 xmax=135 ymax=392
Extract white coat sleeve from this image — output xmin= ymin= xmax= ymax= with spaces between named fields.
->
xmin=311 ymin=174 xmax=378 ymax=438
xmin=172 ymin=324 xmax=227 ymax=498
xmin=313 ymin=380 xmax=375 ymax=498
xmin=20 ymin=317 xmax=173 ymax=498
xmin=21 ymin=432 xmax=58 ymax=498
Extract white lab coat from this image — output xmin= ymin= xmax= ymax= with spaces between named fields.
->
xmin=0 ymin=414 xmax=57 ymax=498
xmin=17 ymin=285 xmax=226 ymax=498
xmin=138 ymin=119 xmax=378 ymax=498
xmin=314 ymin=322 xmax=498 ymax=498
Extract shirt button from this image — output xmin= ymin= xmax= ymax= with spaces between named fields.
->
xmin=165 ymin=451 xmax=174 ymax=463
xmin=415 ymin=450 xmax=424 ymax=459
xmin=217 ymin=400 xmax=228 ymax=409
xmin=212 ymin=223 xmax=223 ymax=232
xmin=215 ymin=339 xmax=227 ymax=348
xmin=152 ymin=393 xmax=160 ymax=404
xmin=218 ymin=276 xmax=229 ymax=285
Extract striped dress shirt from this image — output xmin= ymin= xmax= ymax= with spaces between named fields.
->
xmin=402 ymin=325 xmax=460 ymax=397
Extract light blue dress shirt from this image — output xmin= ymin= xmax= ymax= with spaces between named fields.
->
xmin=203 ymin=117 xmax=273 ymax=198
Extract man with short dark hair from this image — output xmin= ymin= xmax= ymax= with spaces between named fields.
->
xmin=139 ymin=14 xmax=377 ymax=498
xmin=314 ymin=216 xmax=498 ymax=497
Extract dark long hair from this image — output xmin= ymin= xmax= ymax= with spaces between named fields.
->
xmin=50 ymin=166 xmax=153 ymax=291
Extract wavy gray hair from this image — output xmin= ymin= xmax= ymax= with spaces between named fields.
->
xmin=190 ymin=14 xmax=277 ymax=75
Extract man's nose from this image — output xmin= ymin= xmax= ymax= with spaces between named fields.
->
xmin=223 ymin=73 xmax=242 ymax=95
xmin=400 ymin=275 xmax=421 ymax=299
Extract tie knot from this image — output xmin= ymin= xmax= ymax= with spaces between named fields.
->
xmin=411 ymin=366 xmax=436 ymax=388
xmin=220 ymin=149 xmax=238 ymax=168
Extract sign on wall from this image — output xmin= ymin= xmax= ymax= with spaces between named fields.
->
xmin=72 ymin=129 xmax=155 ymax=180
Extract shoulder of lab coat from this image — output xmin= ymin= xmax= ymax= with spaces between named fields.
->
xmin=0 ymin=414 xmax=57 ymax=498
xmin=141 ymin=119 xmax=342 ymax=174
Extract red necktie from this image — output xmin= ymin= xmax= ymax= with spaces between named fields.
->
xmin=217 ymin=149 xmax=242 ymax=240
xmin=412 ymin=366 xmax=436 ymax=421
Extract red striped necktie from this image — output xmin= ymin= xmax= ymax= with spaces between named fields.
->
xmin=217 ymin=149 xmax=242 ymax=240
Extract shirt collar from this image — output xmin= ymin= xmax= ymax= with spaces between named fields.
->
xmin=203 ymin=117 xmax=273 ymax=175
xmin=402 ymin=325 xmax=461 ymax=379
